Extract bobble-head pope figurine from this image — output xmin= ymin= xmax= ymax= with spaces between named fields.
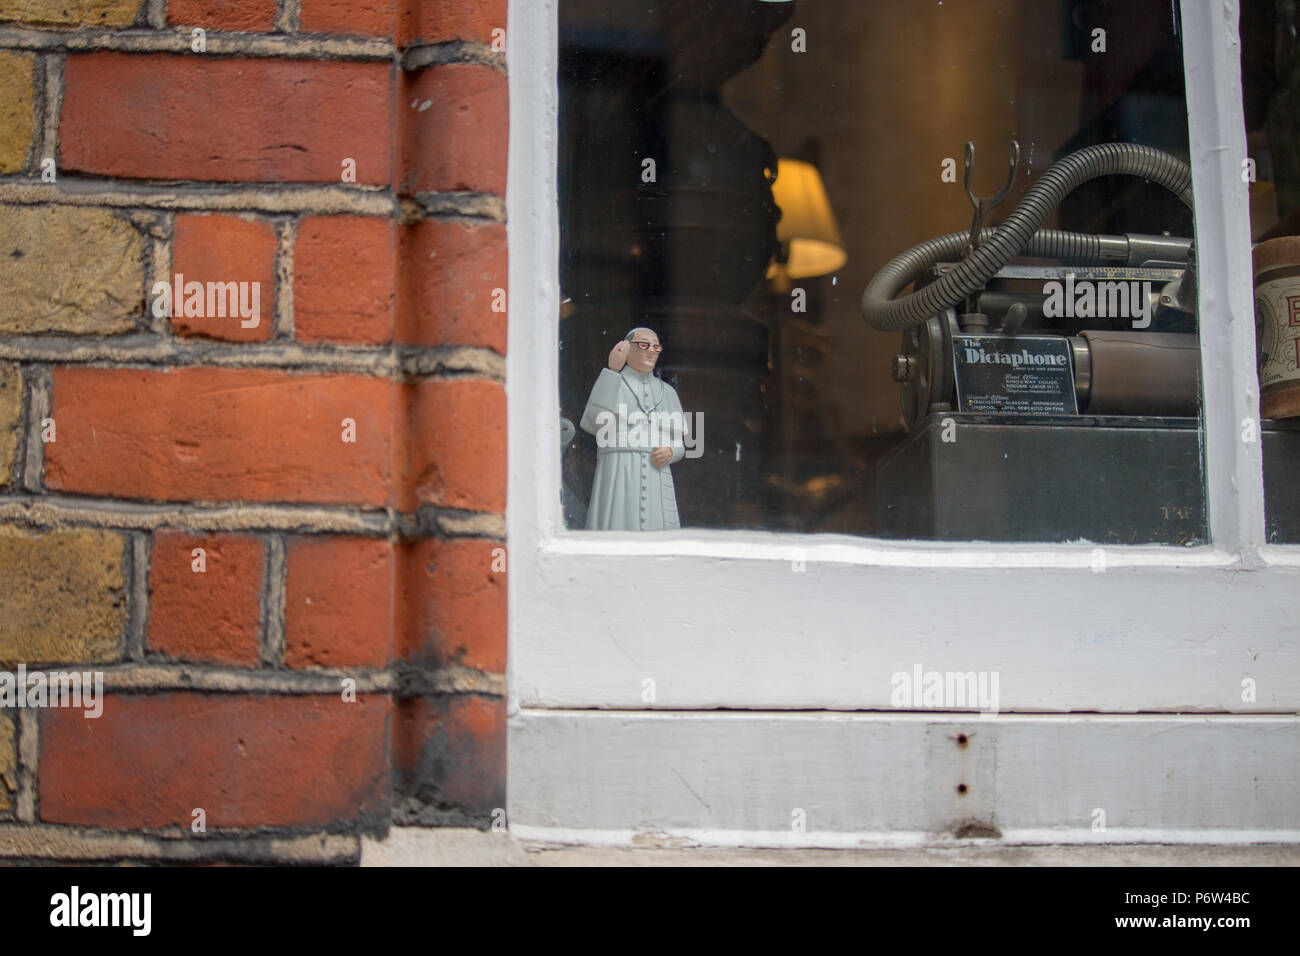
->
xmin=580 ymin=327 xmax=688 ymax=531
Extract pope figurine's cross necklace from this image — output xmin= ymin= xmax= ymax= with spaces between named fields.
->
xmin=621 ymin=368 xmax=664 ymax=415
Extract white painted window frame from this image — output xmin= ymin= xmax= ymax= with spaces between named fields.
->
xmin=506 ymin=0 xmax=1300 ymax=720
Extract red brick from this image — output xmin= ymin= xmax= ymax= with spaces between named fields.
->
xmin=397 ymin=219 xmax=505 ymax=352
xmin=399 ymin=378 xmax=505 ymax=512
xmin=148 ymin=532 xmax=263 ymax=666
xmin=171 ymin=214 xmax=276 ymax=342
xmin=397 ymin=539 xmax=504 ymax=670
xmin=46 ymin=367 xmax=392 ymax=506
xmin=398 ymin=0 xmax=505 ymax=46
xmin=285 ymin=536 xmax=392 ymax=669
xmin=39 ymin=693 xmax=390 ymax=828
xmin=60 ymin=54 xmax=393 ymax=185
xmin=301 ymin=0 xmax=395 ymax=38
xmin=393 ymin=694 xmax=503 ymax=816
xmin=399 ymin=65 xmax=507 ymax=196
xmin=294 ymin=216 xmax=396 ymax=344
xmin=168 ymin=0 xmax=276 ymax=31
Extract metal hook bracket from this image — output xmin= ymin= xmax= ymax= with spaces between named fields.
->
xmin=963 ymin=139 xmax=1020 ymax=256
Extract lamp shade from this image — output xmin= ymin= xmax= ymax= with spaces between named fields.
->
xmin=768 ymin=158 xmax=847 ymax=279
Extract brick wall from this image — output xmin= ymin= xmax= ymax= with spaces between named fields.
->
xmin=0 ymin=0 xmax=507 ymax=865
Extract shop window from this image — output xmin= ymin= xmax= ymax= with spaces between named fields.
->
xmin=508 ymin=0 xmax=1292 ymax=716
xmin=555 ymin=0 xmax=1230 ymax=544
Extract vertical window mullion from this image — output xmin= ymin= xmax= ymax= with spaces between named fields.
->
xmin=507 ymin=0 xmax=564 ymax=545
xmin=1181 ymin=0 xmax=1266 ymax=554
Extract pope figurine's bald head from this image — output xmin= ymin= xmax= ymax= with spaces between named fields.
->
xmin=623 ymin=327 xmax=661 ymax=374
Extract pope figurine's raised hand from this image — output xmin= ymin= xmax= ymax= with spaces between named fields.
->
xmin=580 ymin=328 xmax=687 ymax=530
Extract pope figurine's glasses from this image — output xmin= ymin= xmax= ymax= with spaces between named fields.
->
xmin=630 ymin=341 xmax=663 ymax=352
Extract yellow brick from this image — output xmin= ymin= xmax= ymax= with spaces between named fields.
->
xmin=0 ymin=712 xmax=13 ymax=813
xmin=0 ymin=362 xmax=18 ymax=481
xmin=0 ymin=526 xmax=125 ymax=667
xmin=0 ymin=0 xmax=142 ymax=28
xmin=0 ymin=206 xmax=144 ymax=334
xmin=0 ymin=53 xmax=34 ymax=174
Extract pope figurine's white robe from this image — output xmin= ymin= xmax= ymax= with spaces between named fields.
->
xmin=580 ymin=366 xmax=686 ymax=531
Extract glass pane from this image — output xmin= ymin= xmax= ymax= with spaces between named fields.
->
xmin=558 ymin=0 xmax=1207 ymax=543
xmin=1241 ymin=0 xmax=1300 ymax=543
